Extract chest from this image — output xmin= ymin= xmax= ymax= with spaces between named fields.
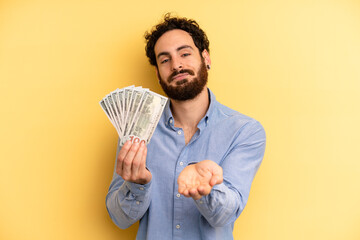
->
xmin=146 ymin=123 xmax=234 ymax=175
xmin=183 ymin=127 xmax=198 ymax=145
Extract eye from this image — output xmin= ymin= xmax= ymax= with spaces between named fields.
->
xmin=181 ymin=53 xmax=190 ymax=57
xmin=160 ymin=58 xmax=169 ymax=64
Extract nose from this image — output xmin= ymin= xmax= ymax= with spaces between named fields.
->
xmin=171 ymin=57 xmax=182 ymax=71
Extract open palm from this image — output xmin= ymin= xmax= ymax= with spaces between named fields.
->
xmin=177 ymin=160 xmax=223 ymax=200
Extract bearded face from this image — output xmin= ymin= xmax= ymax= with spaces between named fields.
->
xmin=158 ymin=58 xmax=208 ymax=101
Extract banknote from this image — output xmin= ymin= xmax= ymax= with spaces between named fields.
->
xmin=127 ymin=91 xmax=167 ymax=145
xmin=104 ymin=96 xmax=121 ymax=136
xmin=100 ymin=86 xmax=168 ymax=146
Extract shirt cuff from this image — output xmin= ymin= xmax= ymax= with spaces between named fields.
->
xmin=120 ymin=181 xmax=152 ymax=219
xmin=124 ymin=181 xmax=152 ymax=198
xmin=194 ymin=182 xmax=230 ymax=212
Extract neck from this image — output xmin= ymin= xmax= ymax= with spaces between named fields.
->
xmin=170 ymin=87 xmax=210 ymax=129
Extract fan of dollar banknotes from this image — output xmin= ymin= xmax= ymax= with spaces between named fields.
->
xmin=100 ymin=86 xmax=168 ymax=146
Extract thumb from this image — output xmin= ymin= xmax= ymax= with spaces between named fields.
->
xmin=209 ymin=165 xmax=223 ymax=186
xmin=209 ymin=174 xmax=223 ymax=186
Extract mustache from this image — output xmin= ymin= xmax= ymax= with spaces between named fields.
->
xmin=168 ymin=69 xmax=195 ymax=83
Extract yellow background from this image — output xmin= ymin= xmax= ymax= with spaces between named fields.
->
xmin=1 ymin=0 xmax=359 ymax=239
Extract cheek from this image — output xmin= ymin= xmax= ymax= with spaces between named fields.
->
xmin=157 ymin=71 xmax=167 ymax=82
xmin=157 ymin=67 xmax=170 ymax=80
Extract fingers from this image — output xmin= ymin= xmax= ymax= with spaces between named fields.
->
xmin=178 ymin=177 xmax=196 ymax=197
xmin=131 ymin=141 xmax=146 ymax=176
xmin=116 ymin=140 xmax=132 ymax=176
xmin=116 ymin=140 xmax=147 ymax=182
xmin=184 ymin=183 xmax=213 ymax=200
xmin=121 ymin=142 xmax=141 ymax=180
xmin=178 ymin=187 xmax=189 ymax=197
xmin=139 ymin=144 xmax=148 ymax=170
xmin=189 ymin=188 xmax=202 ymax=200
xmin=177 ymin=177 xmax=189 ymax=196
xmin=178 ymin=185 xmax=201 ymax=200
xmin=186 ymin=186 xmax=207 ymax=200
xmin=178 ymin=176 xmax=210 ymax=200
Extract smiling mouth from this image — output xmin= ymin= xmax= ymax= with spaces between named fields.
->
xmin=172 ymin=73 xmax=189 ymax=81
xmin=168 ymin=69 xmax=195 ymax=83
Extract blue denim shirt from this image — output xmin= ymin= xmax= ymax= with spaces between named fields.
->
xmin=106 ymin=89 xmax=266 ymax=240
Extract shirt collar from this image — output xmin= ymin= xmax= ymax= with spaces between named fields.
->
xmin=164 ymin=88 xmax=217 ymax=129
xmin=198 ymin=88 xmax=216 ymax=129
xmin=163 ymin=98 xmax=174 ymax=127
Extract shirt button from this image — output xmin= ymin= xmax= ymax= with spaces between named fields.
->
xmin=136 ymin=201 xmax=140 ymax=205
xmin=179 ymin=162 xmax=184 ymax=166
xmin=177 ymin=130 xmax=182 ymax=135
xmin=176 ymin=193 xmax=181 ymax=198
xmin=139 ymin=187 xmax=144 ymax=191
xmin=176 ymin=224 xmax=180 ymax=229
xmin=199 ymin=200 xmax=203 ymax=204
xmin=170 ymin=119 xmax=173 ymax=123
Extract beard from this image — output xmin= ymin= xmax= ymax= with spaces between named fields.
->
xmin=158 ymin=58 xmax=208 ymax=101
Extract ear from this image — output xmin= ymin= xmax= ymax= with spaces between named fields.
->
xmin=201 ymin=49 xmax=211 ymax=69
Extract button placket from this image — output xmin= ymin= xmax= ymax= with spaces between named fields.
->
xmin=174 ymin=145 xmax=188 ymax=237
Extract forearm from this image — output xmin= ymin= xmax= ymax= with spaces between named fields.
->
xmin=106 ymin=179 xmax=152 ymax=229
xmin=195 ymin=120 xmax=266 ymax=227
xmin=194 ymin=182 xmax=243 ymax=228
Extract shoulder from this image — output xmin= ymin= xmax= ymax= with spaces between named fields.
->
xmin=208 ymin=89 xmax=257 ymax=126
xmin=213 ymin=101 xmax=264 ymax=128
xmin=211 ymin=101 xmax=266 ymax=141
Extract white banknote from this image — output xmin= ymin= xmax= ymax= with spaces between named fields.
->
xmin=100 ymin=86 xmax=168 ymax=146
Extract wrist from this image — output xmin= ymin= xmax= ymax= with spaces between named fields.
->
xmin=134 ymin=169 xmax=152 ymax=184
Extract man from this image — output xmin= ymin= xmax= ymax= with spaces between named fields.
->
xmin=106 ymin=14 xmax=266 ymax=240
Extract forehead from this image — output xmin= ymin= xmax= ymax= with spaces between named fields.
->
xmin=154 ymin=29 xmax=197 ymax=54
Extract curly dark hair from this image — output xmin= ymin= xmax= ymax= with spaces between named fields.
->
xmin=145 ymin=13 xmax=210 ymax=67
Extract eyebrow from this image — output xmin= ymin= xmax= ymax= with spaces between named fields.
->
xmin=156 ymin=45 xmax=194 ymax=59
